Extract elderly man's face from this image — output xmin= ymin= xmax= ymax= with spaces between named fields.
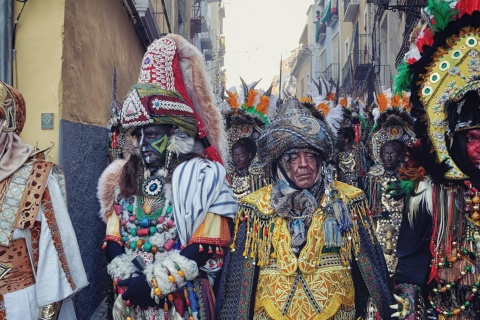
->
xmin=283 ymin=151 xmax=320 ymax=189
xmin=135 ymin=124 xmax=172 ymax=170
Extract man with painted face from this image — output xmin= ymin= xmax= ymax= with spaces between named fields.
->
xmin=217 ymin=99 xmax=392 ymax=320
xmin=97 ymin=35 xmax=237 ymax=320
xmin=228 ymin=137 xmax=268 ymax=201
xmin=366 ymin=139 xmax=407 ymax=275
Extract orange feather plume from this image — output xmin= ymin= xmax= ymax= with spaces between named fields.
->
xmin=226 ymin=91 xmax=239 ymax=108
xmin=256 ymin=96 xmax=270 ymax=115
xmin=376 ymin=92 xmax=389 ymax=113
xmin=246 ymin=89 xmax=258 ymax=107
xmin=338 ymin=97 xmax=347 ymax=107
xmin=317 ymin=102 xmax=330 ymax=116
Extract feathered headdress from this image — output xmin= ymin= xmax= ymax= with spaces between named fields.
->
xmin=224 ymin=78 xmax=276 ymax=146
xmin=121 ymin=34 xmax=228 ymax=164
xmin=300 ymin=78 xmax=344 ymax=136
xmin=368 ymin=90 xmax=414 ymax=166
xmin=393 ymin=0 xmax=480 ymax=180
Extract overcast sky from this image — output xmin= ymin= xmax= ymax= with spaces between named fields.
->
xmin=222 ymin=0 xmax=314 ymax=90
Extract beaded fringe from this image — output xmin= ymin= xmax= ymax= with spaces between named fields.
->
xmin=230 ymin=196 xmax=372 ymax=268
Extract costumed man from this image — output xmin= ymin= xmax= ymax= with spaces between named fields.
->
xmin=365 ymin=95 xmax=414 ymax=276
xmin=97 ymin=35 xmax=238 ymax=320
xmin=224 ymin=78 xmax=275 ymax=201
xmin=301 ymin=78 xmax=368 ymax=188
xmin=0 ymin=82 xmax=88 ymax=319
xmin=335 ymin=94 xmax=368 ymax=189
xmin=389 ymin=1 xmax=480 ymax=318
xmin=217 ymin=98 xmax=392 ymax=320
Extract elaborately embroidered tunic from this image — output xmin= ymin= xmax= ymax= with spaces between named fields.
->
xmin=365 ymin=166 xmax=404 ymax=274
xmin=217 ymin=182 xmax=392 ymax=320
xmin=0 ymin=160 xmax=88 ymax=320
xmin=100 ymin=158 xmax=237 ymax=320
xmin=228 ymin=166 xmax=270 ymax=202
xmin=336 ymin=148 xmax=360 ymax=188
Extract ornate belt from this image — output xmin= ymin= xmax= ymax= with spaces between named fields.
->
xmin=0 ymin=238 xmax=35 ymax=295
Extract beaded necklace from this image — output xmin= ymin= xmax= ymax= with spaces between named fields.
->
xmin=119 ymin=191 xmax=177 ymax=256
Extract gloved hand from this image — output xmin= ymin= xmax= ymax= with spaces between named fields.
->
xmin=117 ymin=272 xmax=158 ymax=308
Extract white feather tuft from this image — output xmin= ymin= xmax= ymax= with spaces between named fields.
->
xmin=372 ymin=107 xmax=380 ymax=122
xmin=325 ymin=104 xmax=344 ymax=137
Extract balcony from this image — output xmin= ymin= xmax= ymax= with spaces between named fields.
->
xmin=190 ymin=17 xmax=208 ymax=34
xmin=321 ymin=63 xmax=340 ymax=84
xmin=315 ymin=23 xmax=327 ymax=43
xmin=201 ymin=34 xmax=213 ymax=50
xmin=343 ymin=0 xmax=359 ymax=22
xmin=342 ymin=34 xmax=373 ymax=93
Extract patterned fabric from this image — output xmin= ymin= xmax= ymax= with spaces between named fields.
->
xmin=257 ymin=99 xmax=334 ymax=166
xmin=0 ymin=163 xmax=32 ymax=246
xmin=30 ymin=220 xmax=41 ymax=272
xmin=41 ymin=187 xmax=76 ymax=291
xmin=171 ymin=158 xmax=238 ymax=246
xmin=0 ymin=238 xmax=35 ymax=295
xmin=121 ymin=83 xmax=197 ymax=136
xmin=217 ymin=183 xmax=392 ymax=320
xmin=0 ymin=294 xmax=5 ymax=320
xmin=14 ymin=161 xmax=52 ymax=230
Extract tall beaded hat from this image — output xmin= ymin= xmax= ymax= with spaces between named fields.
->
xmin=121 ymin=34 xmax=227 ymax=164
xmin=394 ymin=0 xmax=480 ymax=180
xmin=224 ymin=78 xmax=276 ymax=165
xmin=0 ymin=81 xmax=26 ymax=135
xmin=369 ymin=88 xmax=414 ymax=167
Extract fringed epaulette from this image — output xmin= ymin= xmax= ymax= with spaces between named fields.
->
xmin=333 ymin=180 xmax=377 ymax=246
xmin=97 ymin=159 xmax=126 ymax=223
xmin=229 ymin=185 xmax=275 ymax=267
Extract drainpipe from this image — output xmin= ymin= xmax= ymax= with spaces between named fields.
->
xmin=0 ymin=0 xmax=13 ymax=84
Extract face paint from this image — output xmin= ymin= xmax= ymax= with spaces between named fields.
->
xmin=136 ymin=124 xmax=172 ymax=170
xmin=466 ymin=129 xmax=480 ymax=168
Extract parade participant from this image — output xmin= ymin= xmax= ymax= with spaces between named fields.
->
xmin=217 ymin=98 xmax=392 ymax=320
xmin=224 ymin=78 xmax=275 ymax=201
xmin=0 ymin=81 xmax=88 ymax=319
xmin=97 ymin=34 xmax=237 ymax=320
xmin=336 ymin=126 xmax=361 ymax=186
xmin=365 ymin=99 xmax=413 ymax=275
xmin=390 ymin=1 xmax=480 ymax=318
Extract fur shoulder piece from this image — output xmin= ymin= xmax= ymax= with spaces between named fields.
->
xmin=97 ymin=159 xmax=127 ymax=222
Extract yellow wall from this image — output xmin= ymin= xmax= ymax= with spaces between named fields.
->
xmin=13 ymin=0 xmax=144 ymax=163
xmin=14 ymin=0 xmax=65 ymax=162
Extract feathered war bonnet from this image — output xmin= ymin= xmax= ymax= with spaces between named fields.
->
xmin=394 ymin=0 xmax=480 ymax=181
xmin=121 ymin=34 xmax=227 ymax=164
xmin=0 ymin=81 xmax=26 ymax=135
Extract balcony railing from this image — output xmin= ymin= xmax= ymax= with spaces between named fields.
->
xmin=321 ymin=63 xmax=340 ymax=84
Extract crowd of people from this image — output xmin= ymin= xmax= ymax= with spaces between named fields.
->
xmin=1 ymin=0 xmax=480 ymax=319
